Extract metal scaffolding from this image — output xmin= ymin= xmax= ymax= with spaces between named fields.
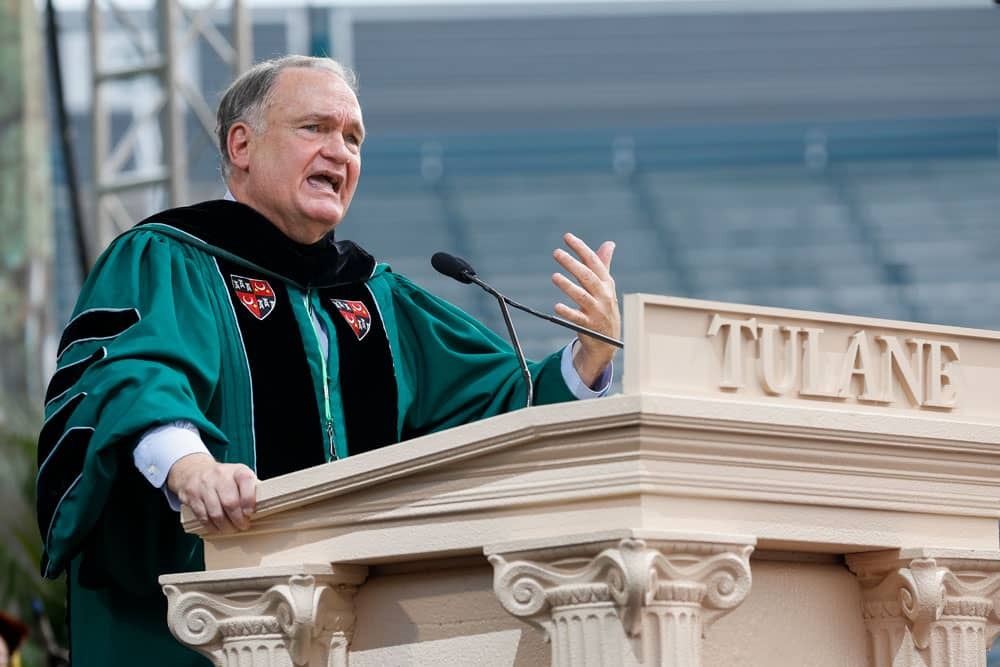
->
xmin=87 ymin=0 xmax=250 ymax=260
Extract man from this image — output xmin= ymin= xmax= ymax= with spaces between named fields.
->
xmin=37 ymin=55 xmax=619 ymax=666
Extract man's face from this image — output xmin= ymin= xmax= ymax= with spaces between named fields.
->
xmin=234 ymin=67 xmax=365 ymax=244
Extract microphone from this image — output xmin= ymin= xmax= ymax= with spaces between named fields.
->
xmin=431 ymin=252 xmax=475 ymax=284
xmin=431 ymin=252 xmax=624 ymax=349
xmin=432 ymin=252 xmax=533 ymax=407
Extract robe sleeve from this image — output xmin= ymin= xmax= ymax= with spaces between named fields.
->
xmin=378 ymin=272 xmax=576 ymax=439
xmin=37 ymin=229 xmax=228 ymax=586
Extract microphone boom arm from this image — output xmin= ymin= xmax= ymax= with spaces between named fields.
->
xmin=462 ymin=274 xmax=535 ymax=407
xmin=466 ymin=275 xmax=624 ymax=349
xmin=496 ymin=292 xmax=534 ymax=407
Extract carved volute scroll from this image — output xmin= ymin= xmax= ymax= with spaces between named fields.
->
xmin=162 ymin=565 xmax=367 ymax=667
xmin=847 ymin=550 xmax=1000 ymax=667
xmin=487 ymin=534 xmax=754 ymax=667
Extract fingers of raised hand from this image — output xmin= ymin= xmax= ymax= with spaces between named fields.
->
xmin=554 ymin=235 xmax=616 ymax=290
xmin=552 ymin=271 xmax=598 ymax=312
xmin=560 ymin=233 xmax=614 ymax=277
xmin=553 ymin=292 xmax=618 ymax=334
xmin=553 ymin=301 xmax=591 ymax=326
xmin=553 ymin=249 xmax=602 ymax=292
xmin=552 ymin=244 xmax=618 ymax=322
xmin=595 ymin=240 xmax=616 ymax=269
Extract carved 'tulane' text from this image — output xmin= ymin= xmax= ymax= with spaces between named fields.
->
xmin=707 ymin=314 xmax=959 ymax=409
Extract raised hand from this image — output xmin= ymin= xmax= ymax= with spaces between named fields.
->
xmin=551 ymin=232 xmax=621 ymax=388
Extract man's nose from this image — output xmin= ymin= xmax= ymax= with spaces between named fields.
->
xmin=320 ymin=132 xmax=351 ymax=162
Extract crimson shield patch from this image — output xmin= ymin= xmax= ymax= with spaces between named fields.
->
xmin=330 ymin=299 xmax=371 ymax=341
xmin=231 ymin=275 xmax=276 ymax=320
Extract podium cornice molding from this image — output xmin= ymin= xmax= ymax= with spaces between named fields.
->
xmin=180 ymin=393 xmax=1000 ymax=569
xmin=188 ymin=393 xmax=1000 ymax=534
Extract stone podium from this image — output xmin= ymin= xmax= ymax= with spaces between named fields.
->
xmin=161 ymin=295 xmax=1000 ymax=666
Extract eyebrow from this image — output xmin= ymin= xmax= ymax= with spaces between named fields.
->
xmin=295 ymin=113 xmax=366 ymax=138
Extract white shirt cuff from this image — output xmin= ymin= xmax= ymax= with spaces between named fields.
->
xmin=560 ymin=341 xmax=613 ymax=399
xmin=134 ymin=420 xmax=210 ymax=511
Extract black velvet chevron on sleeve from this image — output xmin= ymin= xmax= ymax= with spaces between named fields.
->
xmin=45 ymin=348 xmax=108 ymax=406
xmin=57 ymin=308 xmax=139 ymax=358
xmin=36 ymin=393 xmax=93 ymax=575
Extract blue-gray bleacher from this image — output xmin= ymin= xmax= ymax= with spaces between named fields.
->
xmin=53 ymin=3 xmax=1000 ymax=364
xmin=347 ymin=121 xmax=1000 ymax=362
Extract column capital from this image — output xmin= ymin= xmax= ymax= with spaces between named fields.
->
xmin=847 ymin=548 xmax=1000 ymax=666
xmin=161 ymin=563 xmax=367 ymax=667
xmin=486 ymin=530 xmax=754 ymax=667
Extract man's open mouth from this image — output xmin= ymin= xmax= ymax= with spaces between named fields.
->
xmin=307 ymin=173 xmax=343 ymax=194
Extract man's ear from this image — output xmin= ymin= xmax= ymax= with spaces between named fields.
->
xmin=228 ymin=122 xmax=253 ymax=171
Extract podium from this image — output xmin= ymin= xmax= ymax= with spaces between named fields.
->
xmin=161 ymin=295 xmax=1000 ymax=666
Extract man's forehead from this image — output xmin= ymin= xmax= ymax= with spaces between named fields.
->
xmin=270 ymin=68 xmax=361 ymax=112
xmin=276 ymin=67 xmax=356 ymax=93
xmin=271 ymin=67 xmax=361 ymax=108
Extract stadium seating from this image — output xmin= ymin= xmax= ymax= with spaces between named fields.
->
xmin=345 ymin=127 xmax=1000 ymax=362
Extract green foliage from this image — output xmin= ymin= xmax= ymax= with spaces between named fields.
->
xmin=0 ymin=423 xmax=67 ymax=667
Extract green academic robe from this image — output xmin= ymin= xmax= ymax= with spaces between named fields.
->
xmin=37 ymin=200 xmax=576 ymax=666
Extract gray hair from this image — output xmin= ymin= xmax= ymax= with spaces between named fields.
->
xmin=216 ymin=55 xmax=359 ymax=181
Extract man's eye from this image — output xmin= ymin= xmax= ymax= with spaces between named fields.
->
xmin=302 ymin=124 xmax=320 ymax=132
xmin=346 ymin=134 xmax=361 ymax=146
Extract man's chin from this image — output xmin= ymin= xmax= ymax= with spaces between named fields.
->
xmin=303 ymin=204 xmax=345 ymax=229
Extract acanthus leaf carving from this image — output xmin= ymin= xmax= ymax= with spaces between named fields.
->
xmin=489 ymin=537 xmax=753 ymax=652
xmin=849 ymin=552 xmax=1000 ymax=667
xmin=164 ymin=571 xmax=363 ymax=667
xmin=614 ymin=537 xmax=659 ymax=637
xmin=897 ymin=559 xmax=947 ymax=650
xmin=487 ymin=550 xmax=622 ymax=641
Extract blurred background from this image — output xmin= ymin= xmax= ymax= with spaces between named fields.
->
xmin=2 ymin=0 xmax=999 ymax=663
